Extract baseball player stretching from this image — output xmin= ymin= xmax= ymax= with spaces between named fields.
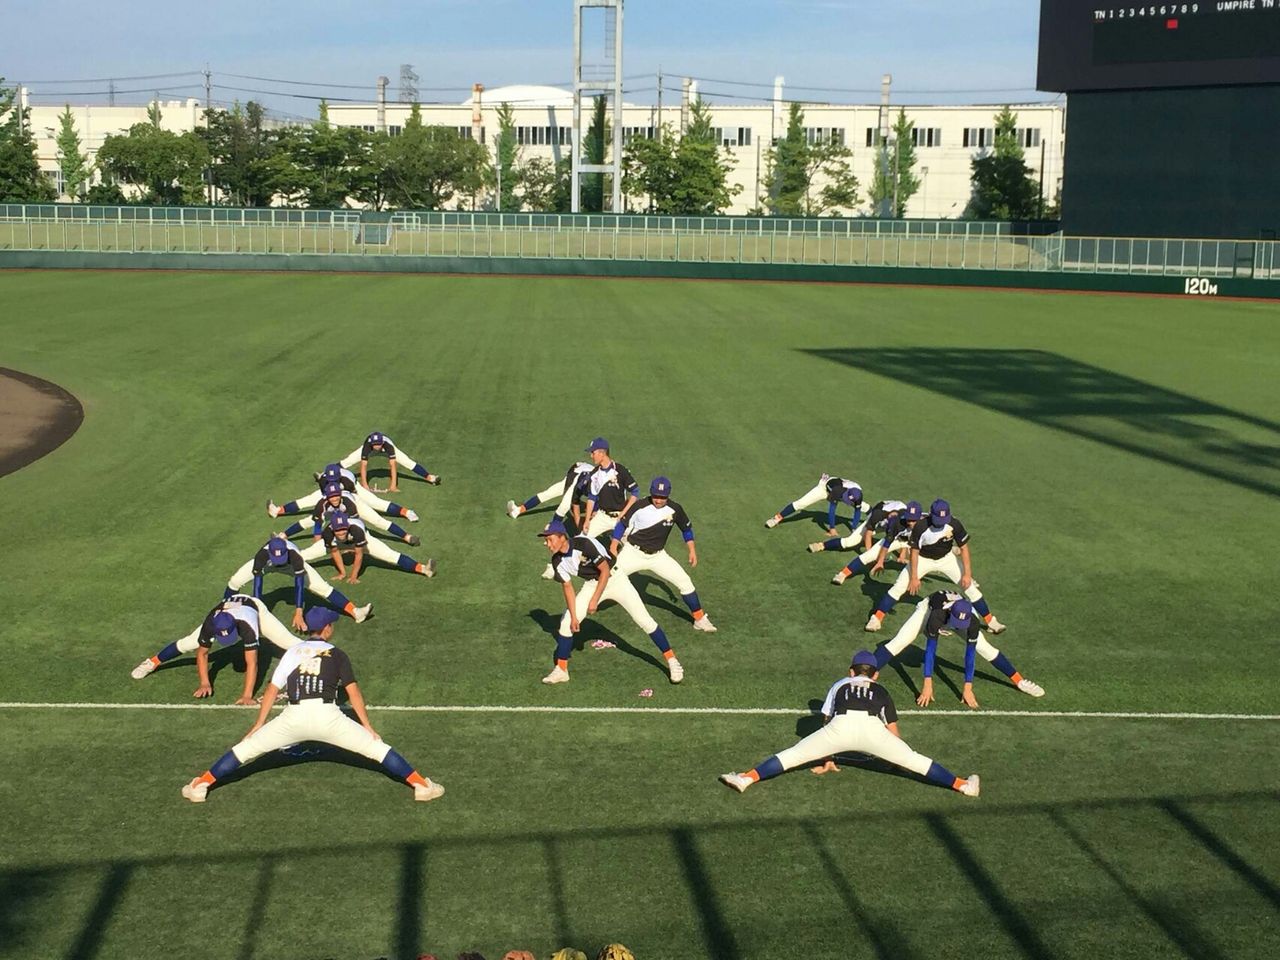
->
xmin=340 ymin=432 xmax=440 ymax=492
xmin=180 ymin=608 xmax=443 ymax=804
xmin=874 ymin=592 xmax=1044 ymax=709
xmin=225 ymin=536 xmax=371 ymax=632
xmin=130 ymin=594 xmax=300 ymax=704
xmin=579 ymin=438 xmax=639 ymax=540
xmin=822 ymin=501 xmax=923 ymax=586
xmin=299 ymin=510 xmax=436 ymax=583
xmin=269 ymin=462 xmax=419 ymax=524
xmin=610 ymin=476 xmax=717 ymax=633
xmin=507 ymin=460 xmax=594 ymax=522
xmin=765 ymin=475 xmax=863 ymax=536
xmin=279 ymin=481 xmax=419 ymax=546
xmin=537 ymin=518 xmax=683 ymax=686
xmin=719 ymin=649 xmax=979 ymax=797
xmin=864 ymin=499 xmax=1006 ymax=635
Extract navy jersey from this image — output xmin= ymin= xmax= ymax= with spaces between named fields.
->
xmin=824 ymin=476 xmax=863 ymax=505
xmin=361 ymin=435 xmax=397 ymax=460
xmin=270 ymin=640 xmax=356 ymax=704
xmin=311 ymin=492 xmax=359 ymax=526
xmin=923 ymin=591 xmax=982 ymax=641
xmin=910 ymin=517 xmax=970 ymax=560
xmin=315 ymin=466 xmax=358 ymax=494
xmin=588 ymin=460 xmax=638 ymax=515
xmin=198 ymin=596 xmax=261 ymax=650
xmin=550 ymin=535 xmax=612 ymax=583
xmin=322 ymin=519 xmax=369 ymax=551
xmin=616 ymin=497 xmax=693 ymax=554
xmin=250 ymin=540 xmax=306 ymax=607
xmin=865 ymin=499 xmax=909 ymax=533
xmin=820 ymin=676 xmax=898 ymax=725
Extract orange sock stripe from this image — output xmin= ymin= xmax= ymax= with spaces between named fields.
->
xmin=983 ymin=613 xmax=994 ymax=623
xmin=744 ymin=770 xmax=760 ymax=783
xmin=149 ymin=655 xmax=162 ymax=667
xmin=1010 ymin=671 xmax=1023 ymax=684
xmin=197 ymin=771 xmax=216 ymax=786
xmin=343 ymin=602 xmax=355 ymax=615
xmin=952 ymin=777 xmax=965 ymax=791
xmin=414 ymin=563 xmax=425 ymax=574
xmin=663 ymin=649 xmax=676 ymax=660
xmin=692 ymin=610 xmax=705 ymax=620
xmin=556 ymin=659 xmax=569 ymax=670
xmin=406 ymin=771 xmax=427 ymax=787
xmin=873 ymin=610 xmax=886 ymax=620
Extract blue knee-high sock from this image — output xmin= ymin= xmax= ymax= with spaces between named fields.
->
xmin=396 ymin=554 xmax=417 ymax=572
xmin=328 ymin=588 xmax=352 ymax=610
xmin=281 ymin=500 xmax=301 ymax=515
xmin=779 ymin=503 xmax=797 ymax=518
xmin=411 ymin=463 xmax=429 ymax=478
xmin=223 ymin=586 xmax=235 ymax=600
xmin=555 ymin=634 xmax=574 ymax=662
xmin=209 ymin=750 xmax=241 ymax=781
xmin=380 ymin=749 xmax=414 ymax=780
xmin=282 ymin=521 xmax=304 ymax=537
xmin=648 ymin=627 xmax=671 ymax=654
xmin=990 ymin=652 xmax=1018 ymax=679
xmin=924 ymin=760 xmax=960 ymax=788
xmin=973 ymin=597 xmax=991 ymax=618
xmin=874 ymin=593 xmax=898 ymax=615
xmin=822 ymin=537 xmax=843 ymax=551
xmin=155 ymin=641 xmax=183 ymax=664
xmin=681 ymin=592 xmax=703 ymax=615
xmin=387 ymin=521 xmax=410 ymax=539
xmin=873 ymin=644 xmax=893 ymax=669
xmin=522 ymin=495 xmax=541 ymax=510
xmin=752 ymin=755 xmax=785 ymax=781
xmin=844 ymin=557 xmax=867 ymax=576
xmin=387 ymin=501 xmax=408 ymax=517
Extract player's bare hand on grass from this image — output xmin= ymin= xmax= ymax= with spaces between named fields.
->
xmin=811 ymin=760 xmax=840 ymax=775
xmin=907 ymin=576 xmax=922 ymax=595
xmin=870 ymin=560 xmax=885 ymax=576
xmin=193 ymin=683 xmax=213 ymax=699
xmin=233 ymin=695 xmax=257 ymax=707
xmin=345 ymin=573 xmax=360 ymax=585
xmin=962 ymin=685 xmax=980 ymax=709
xmin=960 ymin=574 xmax=974 ymax=590
xmin=330 ymin=572 xmax=345 ymax=582
xmin=916 ymin=681 xmax=935 ymax=707
xmin=291 ymin=611 xmax=307 ymax=631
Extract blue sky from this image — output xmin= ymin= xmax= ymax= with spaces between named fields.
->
xmin=5 ymin=1 xmax=1051 ymax=117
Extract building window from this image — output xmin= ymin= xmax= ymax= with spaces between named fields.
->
xmin=865 ymin=127 xmax=878 ymax=147
xmin=622 ymin=125 xmax=655 ymax=144
xmin=1015 ymin=127 xmax=1041 ymax=149
xmin=389 ymin=125 xmax=402 ymax=137
xmin=46 ymin=167 xmax=66 ymax=197
xmin=911 ymin=127 xmax=942 ymax=148
xmin=803 ymin=127 xmax=845 ymax=146
xmin=964 ymin=127 xmax=994 ymax=149
xmin=516 ymin=126 xmax=571 ymax=146
xmin=710 ymin=126 xmax=751 ymax=147
xmin=359 ymin=125 xmax=375 ymax=133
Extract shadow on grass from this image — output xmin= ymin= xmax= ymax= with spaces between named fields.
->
xmin=11 ymin=789 xmax=1275 ymax=960
xmin=801 ymin=347 xmax=1280 ymax=498
xmin=527 ymin=608 xmax=667 ymax=675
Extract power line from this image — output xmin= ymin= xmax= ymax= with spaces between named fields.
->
xmin=682 ymin=73 xmax=1046 ymax=96
xmin=26 ymin=84 xmax=206 ymax=98
xmin=18 ymin=71 xmax=204 ymax=85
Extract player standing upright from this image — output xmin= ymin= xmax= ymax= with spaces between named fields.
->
xmin=765 ymin=474 xmax=864 ymax=536
xmin=610 ymin=476 xmax=716 ymax=632
xmin=340 ymin=432 xmax=441 ymax=492
xmin=579 ymin=438 xmax=639 ymax=540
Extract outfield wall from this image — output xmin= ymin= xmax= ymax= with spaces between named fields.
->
xmin=3 ymin=249 xmax=1277 ymax=299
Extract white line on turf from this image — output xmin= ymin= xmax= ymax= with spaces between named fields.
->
xmin=0 ymin=702 xmax=1276 ymax=720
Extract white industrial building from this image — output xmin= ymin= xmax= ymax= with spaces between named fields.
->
xmin=17 ymin=81 xmax=1064 ymax=218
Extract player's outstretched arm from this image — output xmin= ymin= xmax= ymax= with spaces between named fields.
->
xmin=907 ymin=548 xmax=922 ymax=595
xmin=194 ymin=646 xmax=213 ymax=699
xmin=359 ymin=458 xmax=370 ymax=490
xmin=236 ymin=649 xmax=259 ymax=706
xmin=246 ymin=684 xmax=277 ymax=736
xmin=588 ymin=562 xmax=611 ymax=613
xmin=959 ymin=543 xmax=974 ymax=589
xmin=347 ymin=547 xmax=363 ymax=583
xmin=562 ymin=581 xmax=580 ymax=633
xmin=345 ymin=682 xmax=379 ymax=738
xmin=388 ymin=457 xmax=398 ymax=492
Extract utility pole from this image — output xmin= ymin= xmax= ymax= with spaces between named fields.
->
xmin=877 ymin=73 xmax=892 ymax=219
xmin=1038 ymin=137 xmax=1047 ymax=219
xmin=656 ymin=66 xmax=662 ymax=141
xmin=680 ymin=77 xmax=691 ymax=134
xmin=108 ymin=79 xmax=116 ymax=107
xmin=204 ymin=65 xmax=213 ymax=204
xmin=376 ymin=76 xmax=389 ymax=134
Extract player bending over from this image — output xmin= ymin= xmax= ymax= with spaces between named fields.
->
xmin=874 ymin=593 xmax=1044 ymax=709
xmin=180 ymin=608 xmax=443 ymax=804
xmin=719 ymin=650 xmax=979 ymax=797
xmin=225 ymin=535 xmax=370 ymax=632
xmin=130 ymin=594 xmax=300 ymax=704
xmin=821 ymin=500 xmax=923 ymax=586
xmin=507 ymin=460 xmax=594 ymax=524
xmin=340 ymin=432 xmax=440 ymax=492
xmin=269 ymin=462 xmax=418 ymax=523
xmin=298 ymin=510 xmax=436 ymax=584
xmin=279 ymin=481 xmax=419 ymax=546
xmin=765 ymin=474 xmax=864 ymax=536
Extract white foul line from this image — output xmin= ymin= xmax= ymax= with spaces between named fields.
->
xmin=0 ymin=702 xmax=1276 ymax=720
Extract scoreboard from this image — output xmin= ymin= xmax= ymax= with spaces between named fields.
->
xmin=1038 ymin=2 xmax=1280 ymax=91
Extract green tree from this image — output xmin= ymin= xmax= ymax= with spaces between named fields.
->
xmin=868 ymin=109 xmax=920 ymax=218
xmin=670 ymin=99 xmax=739 ymax=214
xmin=201 ymin=101 xmax=285 ymax=206
xmin=492 ymin=101 xmax=518 ymax=211
xmin=966 ymin=105 xmax=1040 ymax=220
xmin=518 ymin=156 xmax=571 ymax=212
xmin=382 ymin=103 xmax=488 ymax=210
xmin=621 ymin=126 xmax=676 ymax=213
xmin=284 ymin=101 xmax=366 ymax=209
xmin=96 ymin=117 xmax=210 ymax=205
xmin=764 ymin=102 xmax=809 ymax=215
xmin=55 ymin=105 xmax=90 ymax=200
xmin=0 ymin=78 xmax=56 ymax=202
xmin=349 ymin=129 xmax=393 ymax=211
xmin=581 ymin=95 xmax=609 ymax=212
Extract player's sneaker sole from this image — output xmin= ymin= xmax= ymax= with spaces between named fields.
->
xmin=352 ymin=603 xmax=373 ymax=623
xmin=406 ymin=534 xmax=421 ymax=547
xmin=960 ymin=774 xmax=981 ymax=798
xmin=266 ymin=500 xmax=280 ymax=518
xmin=764 ymin=517 xmax=780 ymax=528
xmin=864 ymin=617 xmax=882 ymax=632
xmin=181 ymin=779 xmax=209 ymax=803
xmin=413 ymin=781 xmax=445 ymax=803
xmin=131 ymin=659 xmax=156 ymax=680
xmin=667 ymin=657 xmax=685 ymax=683
xmin=986 ymin=617 xmax=1008 ymax=634
xmin=506 ymin=500 xmax=520 ymax=519
xmin=807 ymin=543 xmax=824 ymax=554
xmin=1017 ymin=679 xmax=1045 ymax=698
xmin=692 ymin=617 xmax=717 ymax=633
xmin=719 ymin=772 xmax=751 ymax=793
xmin=831 ymin=573 xmax=847 ymax=585
xmin=541 ymin=667 xmax=570 ymax=685
xmin=422 ymin=559 xmax=437 ymax=578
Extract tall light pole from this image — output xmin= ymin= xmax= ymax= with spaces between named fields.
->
xmin=921 ymin=166 xmax=929 ymax=219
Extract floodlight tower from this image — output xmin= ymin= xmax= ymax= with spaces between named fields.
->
xmin=571 ymin=0 xmax=624 ymax=213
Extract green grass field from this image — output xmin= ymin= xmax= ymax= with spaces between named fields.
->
xmin=1 ymin=270 xmax=1277 ymax=960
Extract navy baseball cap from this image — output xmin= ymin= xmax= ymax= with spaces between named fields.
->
xmin=266 ymin=537 xmax=290 ymax=565
xmin=929 ymin=499 xmax=951 ymax=526
xmin=650 ymin=476 xmax=672 ymax=497
xmin=367 ymin=431 xmax=386 ymax=445
xmin=585 ymin=437 xmax=610 ymax=452
xmin=946 ymin=599 xmax=975 ymax=632
xmin=904 ymin=501 xmax=923 ymax=521
xmin=538 ymin=517 xmax=570 ymax=538
xmin=211 ymin=611 xmax=238 ymax=646
xmin=851 ymin=649 xmax=878 ymax=668
xmin=842 ymin=484 xmax=863 ymax=506
xmin=322 ymin=481 xmax=342 ymax=498
xmin=303 ymin=607 xmax=340 ymax=632
xmin=322 ymin=463 xmax=343 ymax=479
xmin=330 ymin=510 xmax=351 ymax=530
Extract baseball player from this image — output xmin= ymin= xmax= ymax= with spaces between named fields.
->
xmin=765 ymin=474 xmax=864 ymax=536
xmin=718 ymin=649 xmax=979 ymax=797
xmin=579 ymin=438 xmax=639 ymax=540
xmin=130 ymin=594 xmax=301 ymax=704
xmin=507 ymin=460 xmax=594 ymax=523
xmin=339 ymin=431 xmax=440 ymax=492
xmin=279 ymin=481 xmax=419 ymax=546
xmin=864 ymin=499 xmax=1006 ymax=635
xmin=873 ymin=592 xmax=1044 ymax=708
xmin=225 ymin=535 xmax=371 ymax=632
xmin=268 ymin=462 xmax=419 ymax=523
xmin=299 ymin=510 xmax=436 ymax=583
xmin=610 ymin=476 xmax=716 ymax=633
xmin=820 ymin=501 xmax=923 ymax=586
xmin=537 ymin=517 xmax=683 ymax=686
xmin=180 ymin=607 xmax=443 ymax=804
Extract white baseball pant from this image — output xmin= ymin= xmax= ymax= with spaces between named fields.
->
xmin=298 ymin=536 xmax=407 ymax=568
xmin=170 ymin=597 xmax=301 ymax=656
xmin=881 ymin=598 xmax=1003 ymax=662
xmin=558 ymin=574 xmax=658 ymax=637
xmin=613 ymin=543 xmax=695 ymax=595
xmin=885 ymin=550 xmax=985 ymax=604
xmin=774 ymin=711 xmax=933 ymax=776
xmin=340 ymin=445 xmax=428 ymax=476
xmin=584 ymin=510 xmax=622 ymax=539
xmin=287 ymin=484 xmax=397 ymax=515
xmin=226 ymin=560 xmax=340 ymax=603
xmin=230 ymin=699 xmax=391 ymax=765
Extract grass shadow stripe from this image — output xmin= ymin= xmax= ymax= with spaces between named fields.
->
xmin=64 ymin=862 xmax=133 ymax=960
xmin=1160 ymin=800 xmax=1280 ymax=914
xmin=671 ymin=827 xmax=739 ymax=960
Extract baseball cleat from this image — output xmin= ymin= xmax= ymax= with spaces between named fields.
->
xmin=413 ymin=780 xmax=445 ymax=803
xmin=1017 ymin=678 xmax=1045 ymax=698
xmin=831 ymin=570 xmax=848 ymax=585
xmin=352 ymin=603 xmax=373 ymax=623
xmin=541 ymin=563 xmax=556 ymax=580
xmin=807 ymin=542 xmax=824 ymax=554
xmin=719 ymin=772 xmax=752 ymax=793
xmin=131 ymin=658 xmax=156 ymax=680
xmin=506 ymin=500 xmax=520 ymax=519
xmin=266 ymin=500 xmax=281 ymax=518
xmin=427 ymin=475 xmax=442 ymax=486
xmin=541 ymin=666 xmax=570 ymax=685
xmin=406 ymin=509 xmax=420 ymax=523
xmin=764 ymin=516 xmax=780 ymax=529
xmin=986 ymin=616 xmax=1007 ymax=634
xmin=406 ymin=534 xmax=421 ymax=547
xmin=667 ymin=657 xmax=685 ymax=683
xmin=692 ymin=616 xmax=717 ymax=633
xmin=181 ymin=778 xmax=209 ymax=803
xmin=421 ymin=558 xmax=437 ymax=579
xmin=864 ymin=616 xmax=882 ymax=632
xmin=959 ymin=774 xmax=981 ymax=798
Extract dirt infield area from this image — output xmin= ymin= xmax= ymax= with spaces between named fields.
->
xmin=0 ymin=368 xmax=84 ymax=477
